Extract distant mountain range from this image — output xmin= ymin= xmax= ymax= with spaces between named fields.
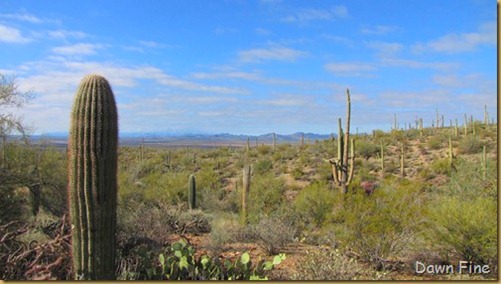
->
xmin=28 ymin=132 xmax=335 ymax=146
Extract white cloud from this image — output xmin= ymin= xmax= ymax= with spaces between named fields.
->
xmin=255 ymin=28 xmax=271 ymax=35
xmin=412 ymin=21 xmax=495 ymax=53
xmin=380 ymin=58 xmax=460 ymax=70
xmin=0 ymin=12 xmax=43 ymax=24
xmin=366 ymin=41 xmax=403 ymax=56
xmin=282 ymin=5 xmax=348 ymax=23
xmin=238 ymin=46 xmax=306 ymax=62
xmin=0 ymin=24 xmax=31 ymax=43
xmin=52 ymin=43 xmax=107 ymax=56
xmin=324 ymin=62 xmax=375 ymax=76
xmin=47 ymin=29 xmax=88 ymax=39
xmin=361 ymin=25 xmax=400 ymax=35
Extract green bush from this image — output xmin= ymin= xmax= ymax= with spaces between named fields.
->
xmin=427 ymin=135 xmax=444 ymax=150
xmin=246 ymin=173 xmax=285 ymax=224
xmin=427 ymin=157 xmax=497 ymax=266
xmin=293 ymin=182 xmax=337 ymax=228
xmin=458 ymin=136 xmax=484 ymax=154
xmin=253 ymin=158 xmax=273 ymax=175
xmin=355 ymin=140 xmax=379 ymax=160
xmin=428 ymin=195 xmax=496 ymax=265
xmin=341 ymin=181 xmax=425 ymax=270
xmin=430 ymin=158 xmax=451 ymax=175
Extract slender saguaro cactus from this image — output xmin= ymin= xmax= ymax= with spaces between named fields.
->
xmin=301 ymin=133 xmax=305 ymax=147
xmin=448 ymin=135 xmax=454 ymax=169
xmin=240 ymin=164 xmax=252 ymax=224
xmin=188 ymin=174 xmax=196 ymax=210
xmin=68 ymin=74 xmax=118 ymax=280
xmin=481 ymin=146 xmax=487 ymax=181
xmin=246 ymin=137 xmax=250 ymax=152
xmin=379 ymin=140 xmax=384 ymax=176
xmin=455 ymin=119 xmax=458 ymax=138
xmin=400 ymin=143 xmax=405 ymax=177
xmin=327 ymin=89 xmax=355 ymax=194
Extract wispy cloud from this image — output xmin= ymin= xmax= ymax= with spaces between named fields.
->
xmin=238 ymin=46 xmax=306 ymax=62
xmin=52 ymin=43 xmax=107 ymax=56
xmin=213 ymin=27 xmax=238 ymax=35
xmin=47 ymin=29 xmax=88 ymax=40
xmin=281 ymin=5 xmax=348 ymax=23
xmin=0 ymin=24 xmax=31 ymax=43
xmin=260 ymin=95 xmax=310 ymax=107
xmin=255 ymin=28 xmax=271 ymax=35
xmin=361 ymin=25 xmax=400 ymax=35
xmin=324 ymin=62 xmax=375 ymax=76
xmin=380 ymin=58 xmax=460 ymax=70
xmin=0 ymin=12 xmax=43 ymax=24
xmin=366 ymin=41 xmax=403 ymax=57
xmin=412 ymin=21 xmax=495 ymax=53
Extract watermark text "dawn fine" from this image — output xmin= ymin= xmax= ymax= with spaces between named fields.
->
xmin=415 ymin=261 xmax=491 ymax=274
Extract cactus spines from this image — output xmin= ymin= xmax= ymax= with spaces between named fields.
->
xmin=68 ymin=74 xmax=118 ymax=280
xmin=241 ymin=164 xmax=252 ymax=225
xmin=327 ymin=89 xmax=355 ymax=194
xmin=188 ymin=174 xmax=196 ymax=210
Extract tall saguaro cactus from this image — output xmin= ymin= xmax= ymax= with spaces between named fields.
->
xmin=68 ymin=74 xmax=118 ymax=280
xmin=240 ymin=164 xmax=252 ymax=225
xmin=327 ymin=89 xmax=355 ymax=194
xmin=188 ymin=174 xmax=196 ymax=210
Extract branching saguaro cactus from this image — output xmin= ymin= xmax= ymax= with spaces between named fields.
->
xmin=188 ymin=174 xmax=196 ymax=210
xmin=240 ymin=164 xmax=252 ymax=225
xmin=68 ymin=74 xmax=118 ymax=280
xmin=326 ymin=89 xmax=355 ymax=194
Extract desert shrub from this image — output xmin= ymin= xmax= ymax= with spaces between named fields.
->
xmin=246 ymin=173 xmax=286 ymax=224
xmin=316 ymin=161 xmax=333 ymax=182
xmin=428 ymin=195 xmax=496 ymax=266
xmin=118 ymin=202 xmax=211 ymax=244
xmin=256 ymin=145 xmax=272 ymax=155
xmin=355 ymin=140 xmax=379 ymax=160
xmin=290 ymin=163 xmax=304 ymax=180
xmin=293 ymin=182 xmax=337 ymax=228
xmin=430 ymin=158 xmax=451 ymax=175
xmin=341 ymin=181 xmax=425 ymax=270
xmin=458 ymin=136 xmax=484 ymax=154
xmin=427 ymin=158 xmax=497 ymax=266
xmin=253 ymin=158 xmax=273 ymax=175
xmin=427 ymin=135 xmax=444 ymax=150
xmin=253 ymin=215 xmax=296 ymax=255
xmin=291 ymin=247 xmax=364 ymax=280
xmin=207 ymin=216 xmax=238 ymax=256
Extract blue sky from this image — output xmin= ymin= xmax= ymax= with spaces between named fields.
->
xmin=0 ymin=0 xmax=496 ymax=135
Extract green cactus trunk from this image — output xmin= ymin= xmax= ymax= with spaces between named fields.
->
xmin=68 ymin=74 xmax=118 ymax=280
xmin=240 ymin=164 xmax=251 ymax=225
xmin=400 ymin=143 xmax=405 ymax=177
xmin=273 ymin=133 xmax=276 ymax=150
xmin=188 ymin=174 xmax=196 ymax=210
xmin=328 ymin=89 xmax=355 ymax=194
